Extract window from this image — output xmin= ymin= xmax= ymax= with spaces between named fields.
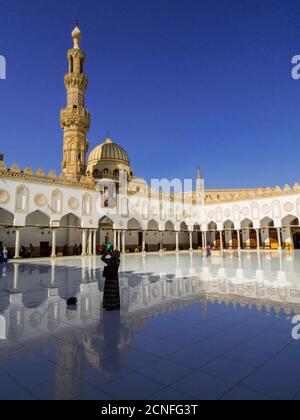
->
xmin=15 ymin=186 xmax=28 ymax=212
xmin=70 ymin=57 xmax=74 ymax=73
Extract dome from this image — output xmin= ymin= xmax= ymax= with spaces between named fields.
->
xmin=86 ymin=137 xmax=133 ymax=180
xmin=87 ymin=137 xmax=130 ymax=165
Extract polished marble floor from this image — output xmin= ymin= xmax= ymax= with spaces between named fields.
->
xmin=1 ymin=251 xmax=300 ymax=400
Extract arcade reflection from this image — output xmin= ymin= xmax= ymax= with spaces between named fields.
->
xmin=0 ymin=252 xmax=300 ymax=400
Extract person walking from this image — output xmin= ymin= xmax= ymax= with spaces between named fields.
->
xmin=206 ymin=242 xmax=212 ymax=257
xmin=101 ymin=246 xmax=121 ymax=311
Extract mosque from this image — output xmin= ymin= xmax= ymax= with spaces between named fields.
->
xmin=1 ymin=24 xmax=300 ymax=259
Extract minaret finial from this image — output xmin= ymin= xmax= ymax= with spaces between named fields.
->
xmin=75 ymin=18 xmax=79 ymax=27
xmin=197 ymin=165 xmax=201 ymax=179
xmin=72 ymin=20 xmax=81 ymax=49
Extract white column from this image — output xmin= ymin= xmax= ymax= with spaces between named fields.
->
xmin=122 ymin=230 xmax=126 ymax=254
xmin=219 ymin=231 xmax=223 ymax=250
xmin=113 ymin=229 xmax=117 ymax=250
xmin=13 ymin=263 xmax=20 ymax=290
xmin=277 ymin=228 xmax=282 ymax=250
xmin=51 ymin=229 xmax=57 ymax=258
xmin=93 ymin=230 xmax=97 ymax=255
xmin=118 ymin=230 xmax=122 ymax=251
xmin=256 ymin=229 xmax=260 ymax=251
xmin=142 ymin=230 xmax=146 ymax=252
xmin=204 ymin=232 xmax=207 ymax=249
xmin=160 ymin=231 xmax=164 ymax=251
xmin=176 ymin=231 xmax=179 ymax=252
xmin=82 ymin=229 xmax=87 ymax=256
xmin=88 ymin=230 xmax=92 ymax=255
xmin=14 ymin=227 xmax=21 ymax=259
xmin=237 ymin=230 xmax=241 ymax=251
xmin=189 ymin=231 xmax=193 ymax=251
xmin=227 ymin=230 xmax=233 ymax=248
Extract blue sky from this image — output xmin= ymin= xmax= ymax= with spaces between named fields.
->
xmin=0 ymin=0 xmax=300 ymax=189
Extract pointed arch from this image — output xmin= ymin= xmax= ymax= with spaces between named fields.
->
xmin=208 ymin=221 xmax=217 ymax=231
xmin=128 ymin=218 xmax=142 ymax=230
xmin=282 ymin=215 xmax=299 ymax=227
xmin=25 ymin=210 xmax=50 ymax=227
xmin=0 ymin=208 xmax=14 ymax=226
xmin=260 ymin=217 xmax=275 ymax=228
xmin=165 ymin=220 xmax=175 ymax=231
xmin=241 ymin=218 xmax=253 ymax=229
xmin=223 ymin=220 xmax=234 ymax=230
xmin=61 ymin=213 xmax=81 ymax=228
xmin=99 ymin=216 xmax=114 ymax=229
xmin=180 ymin=221 xmax=188 ymax=231
xmin=148 ymin=219 xmax=159 ymax=231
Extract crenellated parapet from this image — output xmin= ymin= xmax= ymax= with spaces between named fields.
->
xmin=0 ymin=166 xmax=95 ymax=190
xmin=203 ymin=183 xmax=300 ymax=204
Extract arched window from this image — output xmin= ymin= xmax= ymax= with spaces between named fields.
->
xmin=82 ymin=194 xmax=92 ymax=216
xmin=15 ymin=186 xmax=29 ymax=212
xmin=70 ymin=56 xmax=74 ymax=73
xmin=51 ymin=190 xmax=62 ymax=214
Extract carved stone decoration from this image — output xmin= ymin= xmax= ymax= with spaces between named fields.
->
xmin=68 ymin=197 xmax=79 ymax=210
xmin=262 ymin=205 xmax=271 ymax=214
xmin=10 ymin=164 xmax=21 ymax=173
xmin=23 ymin=167 xmax=34 ymax=175
xmin=284 ymin=184 xmax=292 ymax=193
xmin=0 ymin=189 xmax=9 ymax=204
xmin=224 ymin=209 xmax=231 ymax=218
xmin=242 ymin=207 xmax=250 ymax=217
xmin=0 ymin=161 xmax=7 ymax=171
xmin=284 ymin=202 xmax=294 ymax=213
xmin=48 ymin=170 xmax=57 ymax=179
xmin=293 ymin=183 xmax=300 ymax=193
xmin=208 ymin=211 xmax=215 ymax=219
xmin=34 ymin=194 xmax=47 ymax=208
xmin=36 ymin=168 xmax=46 ymax=177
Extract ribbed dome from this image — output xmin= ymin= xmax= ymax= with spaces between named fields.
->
xmin=87 ymin=137 xmax=130 ymax=165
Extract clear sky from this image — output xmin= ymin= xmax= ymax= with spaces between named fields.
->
xmin=1 ymin=0 xmax=300 ymax=189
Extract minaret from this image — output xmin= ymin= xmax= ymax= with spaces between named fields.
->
xmin=196 ymin=165 xmax=204 ymax=205
xmin=60 ymin=21 xmax=90 ymax=180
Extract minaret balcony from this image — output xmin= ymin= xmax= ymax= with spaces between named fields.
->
xmin=60 ymin=108 xmax=90 ymax=130
xmin=64 ymin=74 xmax=88 ymax=90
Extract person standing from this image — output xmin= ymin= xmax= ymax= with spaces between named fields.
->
xmin=29 ymin=243 xmax=34 ymax=258
xmin=2 ymin=247 xmax=8 ymax=264
xmin=101 ymin=246 xmax=121 ymax=311
xmin=206 ymin=242 xmax=212 ymax=257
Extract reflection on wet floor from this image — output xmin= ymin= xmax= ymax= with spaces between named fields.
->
xmin=0 ymin=251 xmax=300 ymax=400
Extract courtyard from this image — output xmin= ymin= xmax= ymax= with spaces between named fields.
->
xmin=0 ymin=251 xmax=300 ymax=400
